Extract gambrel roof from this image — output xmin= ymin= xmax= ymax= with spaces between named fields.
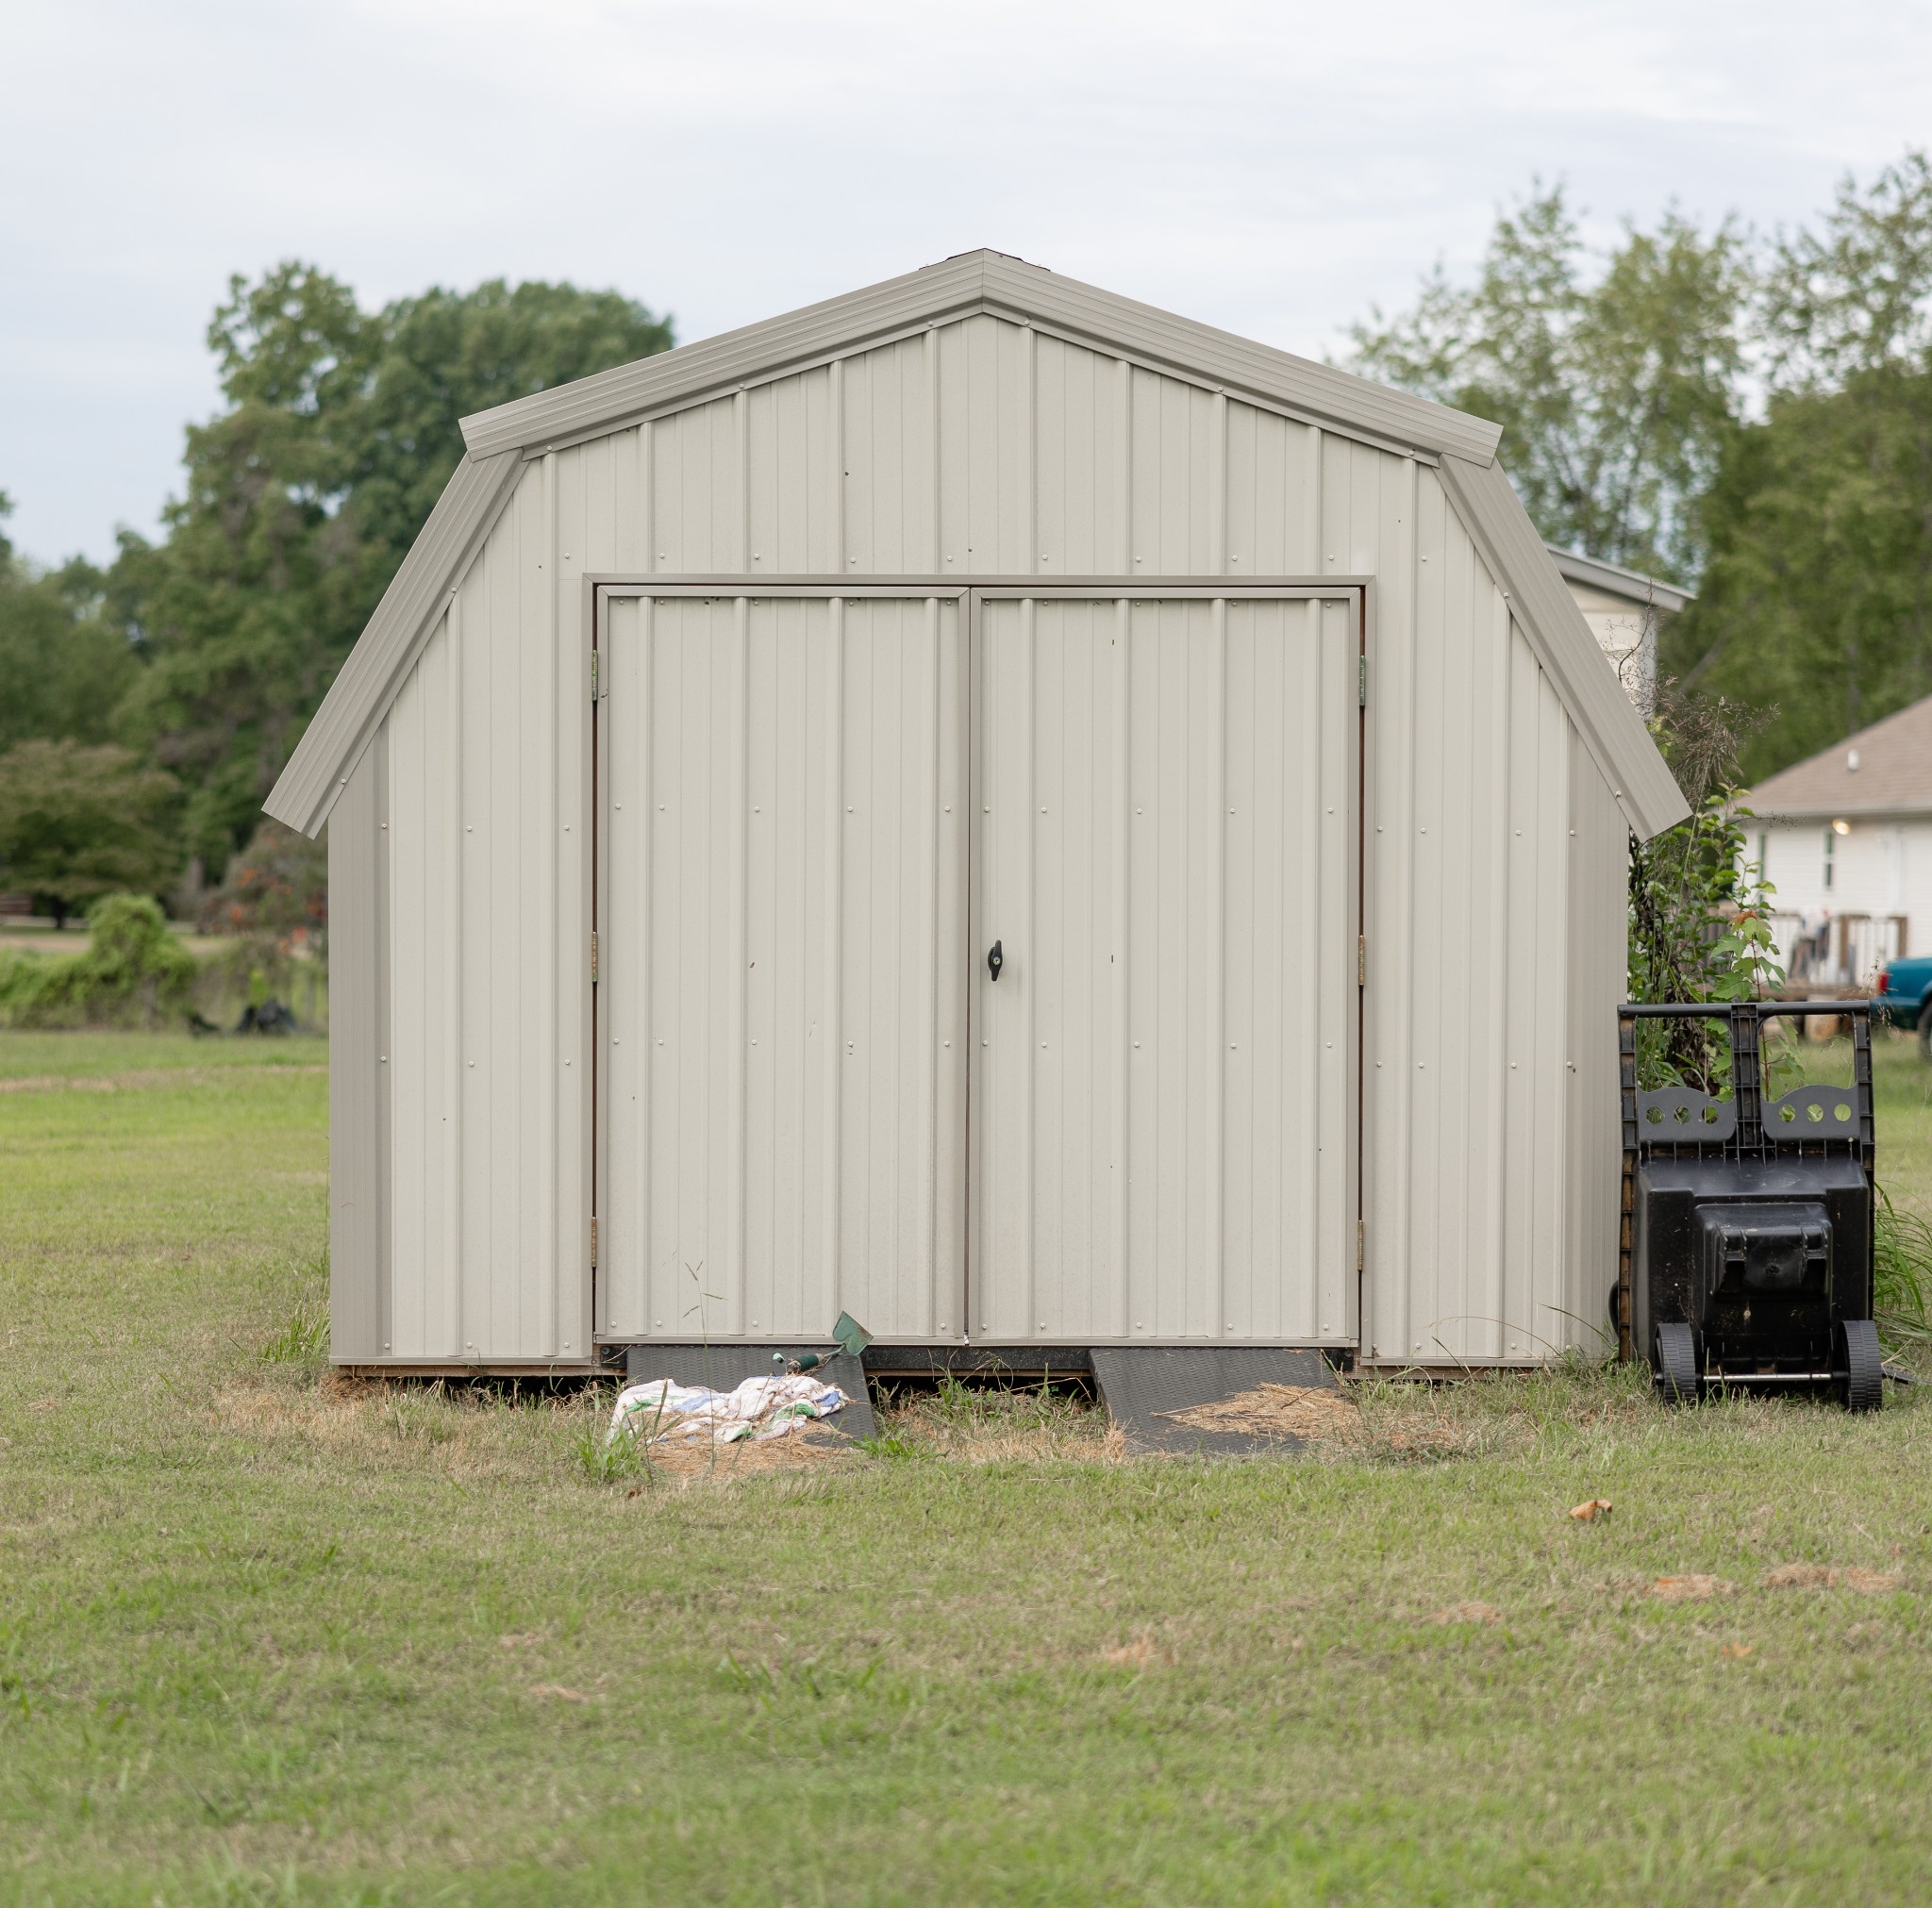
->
xmin=265 ymin=249 xmax=1688 ymax=840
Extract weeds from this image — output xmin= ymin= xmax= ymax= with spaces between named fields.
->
xmin=1877 ymin=1186 xmax=1932 ymax=1347
xmin=571 ymin=1413 xmax=655 ymax=1487
xmin=258 ymin=1248 xmax=329 ymax=1371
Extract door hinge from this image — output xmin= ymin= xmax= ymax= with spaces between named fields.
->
xmin=590 ymin=929 xmax=599 ymax=986
xmin=1358 ymin=655 xmax=1367 ymax=705
xmin=1357 ymin=935 xmax=1366 ymax=987
xmin=1356 ymin=1219 xmax=1365 ymax=1272
xmin=591 ymin=649 xmax=601 ymax=702
xmin=590 ymin=1215 xmax=599 ymax=1267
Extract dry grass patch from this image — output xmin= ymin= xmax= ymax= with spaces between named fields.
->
xmin=1763 ymin=1562 xmax=1903 ymax=1593
xmin=1159 ymin=1381 xmax=1361 ymax=1441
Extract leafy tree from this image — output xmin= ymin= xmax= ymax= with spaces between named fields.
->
xmin=1663 ymin=155 xmax=1932 ymax=778
xmin=0 ymin=738 xmax=181 ymax=927
xmin=1348 ymin=186 xmax=1749 ymax=579
xmin=0 ymin=493 xmax=141 ymax=753
xmin=109 ymin=268 xmax=674 ymax=874
xmin=1663 ymin=363 xmax=1932 ymax=777
xmin=1760 ymin=151 xmax=1932 ymax=387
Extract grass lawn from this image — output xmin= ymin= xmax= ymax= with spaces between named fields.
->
xmin=4 ymin=1030 xmax=1932 ymax=1904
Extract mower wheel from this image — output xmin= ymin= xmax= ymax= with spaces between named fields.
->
xmin=1838 ymin=1319 xmax=1883 ymax=1413
xmin=1655 ymin=1322 xmax=1701 ymax=1406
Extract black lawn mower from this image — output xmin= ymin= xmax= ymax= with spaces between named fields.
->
xmin=1617 ymin=1001 xmax=1881 ymax=1412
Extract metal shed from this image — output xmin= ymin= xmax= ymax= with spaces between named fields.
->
xmin=266 ymin=251 xmax=1688 ymax=1375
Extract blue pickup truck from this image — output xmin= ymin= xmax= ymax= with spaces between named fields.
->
xmin=1878 ymin=953 xmax=1932 ymax=1057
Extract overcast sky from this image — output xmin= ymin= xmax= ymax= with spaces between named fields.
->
xmin=4 ymin=0 xmax=1929 ymax=565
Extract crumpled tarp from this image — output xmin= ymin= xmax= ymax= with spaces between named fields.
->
xmin=608 ymin=1374 xmax=847 ymax=1447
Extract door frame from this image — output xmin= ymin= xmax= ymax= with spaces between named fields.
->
xmin=588 ymin=576 xmax=1366 ymax=1348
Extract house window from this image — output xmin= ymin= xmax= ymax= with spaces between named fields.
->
xmin=1757 ymin=832 xmax=1769 ymax=882
xmin=1824 ymin=827 xmax=1835 ymax=890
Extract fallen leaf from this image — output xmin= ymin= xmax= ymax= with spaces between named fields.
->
xmin=1428 ymin=1601 xmax=1500 ymax=1626
xmin=1569 ymin=1499 xmax=1613 ymax=1521
xmin=1720 ymin=1642 xmax=1754 ymax=1660
xmin=1649 ymin=1575 xmax=1733 ymax=1603
xmin=528 ymin=1684 xmax=592 ymax=1702
xmin=26 ymin=1400 xmax=56 ymax=1413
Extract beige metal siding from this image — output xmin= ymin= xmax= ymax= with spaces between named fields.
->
xmin=974 ymin=592 xmax=1357 ymax=1343
xmin=1566 ymin=753 xmax=1628 ymax=1336
xmin=375 ymin=459 xmax=591 ymax=1364
xmin=1361 ymin=467 xmax=1591 ymax=1363
xmin=327 ymin=744 xmax=384 ymax=1361
xmin=599 ymin=590 xmax=968 ymax=1341
xmin=348 ymin=305 xmax=1634 ymax=1366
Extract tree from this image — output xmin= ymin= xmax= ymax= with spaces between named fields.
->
xmin=1347 ymin=186 xmax=1750 ymax=580
xmin=1662 ymin=155 xmax=1932 ymax=779
xmin=0 ymin=493 xmax=141 ymax=753
xmin=0 ymin=739 xmax=181 ymax=927
xmin=108 ymin=268 xmax=675 ymax=875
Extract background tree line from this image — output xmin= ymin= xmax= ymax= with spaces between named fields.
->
xmin=1350 ymin=150 xmax=1932 ymax=782
xmin=4 ymin=156 xmax=1931 ymax=922
xmin=0 ymin=271 xmax=672 ymax=921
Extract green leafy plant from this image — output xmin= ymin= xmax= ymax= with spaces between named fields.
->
xmin=1626 ymin=687 xmax=1785 ymax=1090
xmin=1875 ymin=1187 xmax=1932 ymax=1348
xmin=0 ymin=891 xmax=198 ymax=1028
xmin=571 ymin=1413 xmax=654 ymax=1487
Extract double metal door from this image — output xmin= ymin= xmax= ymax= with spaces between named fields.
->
xmin=595 ymin=584 xmax=1358 ymax=1346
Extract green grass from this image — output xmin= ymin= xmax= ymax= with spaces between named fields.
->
xmin=6 ymin=1031 xmax=1932 ymax=1904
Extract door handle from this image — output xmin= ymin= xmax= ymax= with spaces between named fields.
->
xmin=987 ymin=939 xmax=1004 ymax=982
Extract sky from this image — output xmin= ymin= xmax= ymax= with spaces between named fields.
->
xmin=4 ymin=0 xmax=1930 ymax=567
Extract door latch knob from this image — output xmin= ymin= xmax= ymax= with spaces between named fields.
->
xmin=988 ymin=939 xmax=1004 ymax=982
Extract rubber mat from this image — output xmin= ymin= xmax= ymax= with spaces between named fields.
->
xmin=622 ymin=1345 xmax=877 ymax=1440
xmin=1089 ymin=1346 xmax=1334 ymax=1455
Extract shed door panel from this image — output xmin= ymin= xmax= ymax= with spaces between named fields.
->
xmin=600 ymin=592 xmax=967 ymax=1340
xmin=973 ymin=593 xmax=1357 ymax=1343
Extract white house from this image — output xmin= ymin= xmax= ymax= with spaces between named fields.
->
xmin=1748 ymin=693 xmax=1932 ymax=985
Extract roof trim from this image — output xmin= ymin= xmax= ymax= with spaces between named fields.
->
xmin=1755 ymin=802 xmax=1932 ymax=823
xmin=459 ymin=250 xmax=1504 ymax=468
xmin=264 ymin=449 xmax=523 ymax=837
xmin=1441 ymin=456 xmax=1690 ymax=841
xmin=1546 ymin=544 xmax=1694 ymax=615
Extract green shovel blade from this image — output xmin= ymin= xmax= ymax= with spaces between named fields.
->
xmin=831 ymin=1311 xmax=873 ymax=1359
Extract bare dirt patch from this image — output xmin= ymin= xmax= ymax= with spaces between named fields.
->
xmin=1427 ymin=1601 xmax=1501 ymax=1626
xmin=1650 ymin=1575 xmax=1735 ymax=1603
xmin=1764 ymin=1563 xmax=1903 ymax=1593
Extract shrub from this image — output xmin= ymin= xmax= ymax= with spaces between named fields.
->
xmin=0 ymin=892 xmax=197 ymax=1028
